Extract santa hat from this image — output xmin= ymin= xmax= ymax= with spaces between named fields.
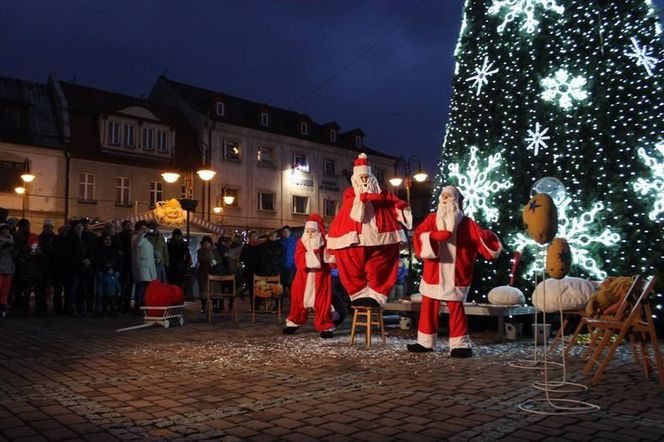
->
xmin=353 ymin=153 xmax=371 ymax=176
xmin=441 ymin=185 xmax=464 ymax=210
xmin=304 ymin=213 xmax=326 ymax=236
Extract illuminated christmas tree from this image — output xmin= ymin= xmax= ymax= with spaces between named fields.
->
xmin=433 ymin=0 xmax=663 ymax=319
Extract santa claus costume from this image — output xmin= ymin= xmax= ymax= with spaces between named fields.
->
xmin=327 ymin=153 xmax=412 ymax=307
xmin=407 ymin=185 xmax=502 ymax=357
xmin=283 ymin=214 xmax=336 ymax=338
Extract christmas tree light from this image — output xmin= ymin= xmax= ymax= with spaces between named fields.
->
xmin=633 ymin=141 xmax=664 ymax=220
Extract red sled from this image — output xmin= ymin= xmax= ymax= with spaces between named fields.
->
xmin=117 ymin=281 xmax=185 ymax=332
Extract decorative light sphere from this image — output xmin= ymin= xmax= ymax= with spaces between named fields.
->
xmin=413 ymin=172 xmax=428 ymax=183
xmin=15 ymin=186 xmax=26 ymax=195
xmin=389 ymin=177 xmax=403 ymax=187
xmin=196 ymin=169 xmax=216 ymax=181
xmin=161 ymin=172 xmax=180 ymax=183
xmin=531 ymin=177 xmax=566 ymax=206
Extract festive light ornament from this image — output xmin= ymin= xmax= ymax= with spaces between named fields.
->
xmin=546 ymin=237 xmax=572 ymax=279
xmin=525 ymin=122 xmax=551 ymax=156
xmin=624 ymin=37 xmax=659 ymax=77
xmin=465 ymin=56 xmax=499 ymax=96
xmin=540 ymin=69 xmax=589 ymax=110
xmin=633 ymin=141 xmax=664 ymax=220
xmin=512 ymin=198 xmax=620 ymax=279
xmin=447 ymin=145 xmax=512 ymax=223
xmin=488 ymin=0 xmax=564 ymax=34
xmin=530 ymin=176 xmax=566 ymax=206
xmin=522 ymin=193 xmax=558 ymax=245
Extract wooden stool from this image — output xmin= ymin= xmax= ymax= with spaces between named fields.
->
xmin=349 ymin=306 xmax=386 ymax=347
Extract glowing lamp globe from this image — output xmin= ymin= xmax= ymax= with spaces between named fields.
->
xmin=15 ymin=186 xmax=26 ymax=195
xmin=213 ymin=206 xmax=222 ymax=214
xmin=196 ymin=169 xmax=216 ymax=181
xmin=413 ymin=172 xmax=428 ymax=182
xmin=389 ymin=177 xmax=403 ymax=187
xmin=20 ymin=173 xmax=35 ymax=183
xmin=161 ymin=172 xmax=180 ymax=183
xmin=223 ymin=195 xmax=235 ymax=205
xmin=531 ymin=177 xmax=566 ymax=206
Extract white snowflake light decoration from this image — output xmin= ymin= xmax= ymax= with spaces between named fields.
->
xmin=447 ymin=145 xmax=512 ymax=223
xmin=488 ymin=0 xmax=564 ymax=34
xmin=465 ymin=56 xmax=499 ymax=96
xmin=633 ymin=141 xmax=664 ymax=220
xmin=624 ymin=37 xmax=659 ymax=77
xmin=540 ymin=69 xmax=589 ymax=110
xmin=511 ymin=198 xmax=621 ymax=279
xmin=525 ymin=122 xmax=551 ymax=156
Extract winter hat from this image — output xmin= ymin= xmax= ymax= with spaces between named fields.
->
xmin=172 ymin=228 xmax=183 ymax=236
xmin=353 ymin=153 xmax=371 ymax=176
xmin=304 ymin=213 xmax=326 ymax=236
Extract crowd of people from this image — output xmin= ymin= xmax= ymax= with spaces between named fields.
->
xmin=0 ymin=213 xmax=308 ymax=320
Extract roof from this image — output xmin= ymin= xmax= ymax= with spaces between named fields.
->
xmin=156 ymin=76 xmax=396 ymax=161
xmin=59 ymin=81 xmax=200 ymax=169
xmin=0 ymin=75 xmax=64 ymax=149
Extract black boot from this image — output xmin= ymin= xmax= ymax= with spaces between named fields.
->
xmin=282 ymin=326 xmax=298 ymax=335
xmin=450 ymin=348 xmax=473 ymax=358
xmin=407 ymin=343 xmax=433 ymax=353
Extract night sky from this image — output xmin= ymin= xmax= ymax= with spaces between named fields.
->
xmin=2 ymin=0 xmax=663 ymax=174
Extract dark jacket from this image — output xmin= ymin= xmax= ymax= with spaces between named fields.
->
xmin=257 ymin=240 xmax=283 ymax=276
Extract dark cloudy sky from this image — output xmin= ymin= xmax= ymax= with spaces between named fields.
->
xmin=2 ymin=0 xmax=663 ymax=174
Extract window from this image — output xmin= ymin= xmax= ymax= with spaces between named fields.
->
xmin=258 ymin=191 xmax=275 ymax=211
xmin=156 ymin=130 xmax=168 ymax=153
xmin=149 ymin=181 xmax=163 ymax=208
xmin=216 ymin=101 xmax=225 ymax=117
xmin=115 ymin=177 xmax=130 ymax=205
xmin=0 ymin=160 xmax=24 ymax=192
xmin=330 ymin=129 xmax=337 ymax=143
xmin=323 ymin=158 xmax=336 ymax=176
xmin=221 ymin=187 xmax=239 ymax=208
xmin=222 ymin=140 xmax=241 ymax=160
xmin=323 ymin=199 xmax=337 ymax=217
xmin=257 ymin=146 xmax=274 ymax=166
xmin=108 ymin=121 xmax=120 ymax=145
xmin=260 ymin=112 xmax=269 ymax=127
xmin=78 ymin=173 xmax=95 ymax=201
xmin=123 ymin=124 xmax=135 ymax=148
xmin=355 ymin=135 xmax=363 ymax=148
xmin=292 ymin=152 xmax=309 ymax=172
xmin=293 ymin=196 xmax=309 ymax=215
xmin=300 ymin=121 xmax=308 ymax=135
xmin=142 ymin=127 xmax=154 ymax=151
xmin=375 ymin=168 xmax=385 ymax=185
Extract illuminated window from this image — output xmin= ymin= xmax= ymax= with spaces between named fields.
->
xmin=222 ymin=140 xmax=241 ymax=161
xmin=257 ymin=146 xmax=274 ymax=166
xmin=293 ymin=152 xmax=309 ymax=172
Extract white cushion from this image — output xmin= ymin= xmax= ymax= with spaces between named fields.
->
xmin=488 ymin=286 xmax=525 ymax=305
xmin=532 ymin=277 xmax=598 ymax=312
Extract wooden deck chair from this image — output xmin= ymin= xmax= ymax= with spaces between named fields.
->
xmin=563 ymin=275 xmax=643 ymax=359
xmin=582 ymin=276 xmax=662 ymax=386
xmin=252 ymin=274 xmax=281 ymax=323
xmin=207 ymin=274 xmax=238 ymax=323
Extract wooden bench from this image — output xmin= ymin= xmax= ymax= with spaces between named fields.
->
xmin=382 ymin=300 xmax=536 ymax=337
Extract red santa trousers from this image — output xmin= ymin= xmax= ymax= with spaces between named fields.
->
xmin=334 ymin=243 xmax=399 ymax=303
xmin=417 ymin=295 xmax=470 ymax=351
xmin=287 ymin=271 xmax=334 ymax=333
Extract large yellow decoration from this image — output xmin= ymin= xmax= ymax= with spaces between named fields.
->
xmin=522 ymin=193 xmax=558 ymax=244
xmin=546 ymin=237 xmax=572 ymax=279
xmin=153 ymin=199 xmax=187 ymax=226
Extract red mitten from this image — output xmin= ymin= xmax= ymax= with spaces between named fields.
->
xmin=359 ymin=193 xmax=369 ymax=203
xmin=395 ymin=200 xmax=408 ymax=210
xmin=430 ymin=230 xmax=451 ymax=241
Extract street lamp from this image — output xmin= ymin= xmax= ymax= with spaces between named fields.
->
xmin=16 ymin=158 xmax=35 ymax=219
xmin=213 ymin=187 xmax=235 ymax=227
xmin=389 ymin=155 xmax=428 ymax=293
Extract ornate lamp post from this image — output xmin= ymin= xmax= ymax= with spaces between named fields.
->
xmin=212 ymin=187 xmax=236 ymax=230
xmin=389 ymin=155 xmax=428 ymax=293
xmin=16 ymin=158 xmax=35 ymax=219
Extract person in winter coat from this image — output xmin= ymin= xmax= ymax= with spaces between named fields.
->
xmin=131 ymin=220 xmax=157 ymax=312
xmin=0 ymin=223 xmax=15 ymax=318
xmin=283 ymin=215 xmax=336 ymax=338
xmin=61 ymin=220 xmax=93 ymax=316
xmin=167 ymin=228 xmax=190 ymax=289
xmin=95 ymin=234 xmax=123 ymax=314
xmin=240 ymin=231 xmax=261 ymax=310
xmin=196 ymin=236 xmax=223 ymax=313
xmin=147 ymin=221 xmax=169 ymax=283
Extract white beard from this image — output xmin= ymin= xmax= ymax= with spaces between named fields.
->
xmin=302 ymin=233 xmax=323 ymax=250
xmin=436 ymin=201 xmax=463 ymax=232
xmin=352 ymin=174 xmax=382 ymax=196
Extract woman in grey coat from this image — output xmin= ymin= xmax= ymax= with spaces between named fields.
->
xmin=131 ymin=220 xmax=157 ymax=311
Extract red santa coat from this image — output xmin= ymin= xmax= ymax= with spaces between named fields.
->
xmin=286 ymin=240 xmax=334 ymax=332
xmin=327 ymin=188 xmax=411 ymax=250
xmin=414 ymin=213 xmax=502 ymax=301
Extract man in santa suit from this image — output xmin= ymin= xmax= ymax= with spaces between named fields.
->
xmin=407 ymin=185 xmax=502 ymax=357
xmin=327 ymin=153 xmax=412 ymax=307
xmin=283 ymin=214 xmax=336 ymax=338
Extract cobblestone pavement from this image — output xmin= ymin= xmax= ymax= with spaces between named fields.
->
xmin=1 ymin=301 xmax=663 ymax=441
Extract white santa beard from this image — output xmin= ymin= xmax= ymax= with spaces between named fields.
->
xmin=436 ymin=201 xmax=462 ymax=231
xmin=303 ymin=233 xmax=323 ymax=250
xmin=352 ymin=175 xmax=381 ymax=195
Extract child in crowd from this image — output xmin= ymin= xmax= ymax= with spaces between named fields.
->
xmin=101 ymin=265 xmax=122 ymax=316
